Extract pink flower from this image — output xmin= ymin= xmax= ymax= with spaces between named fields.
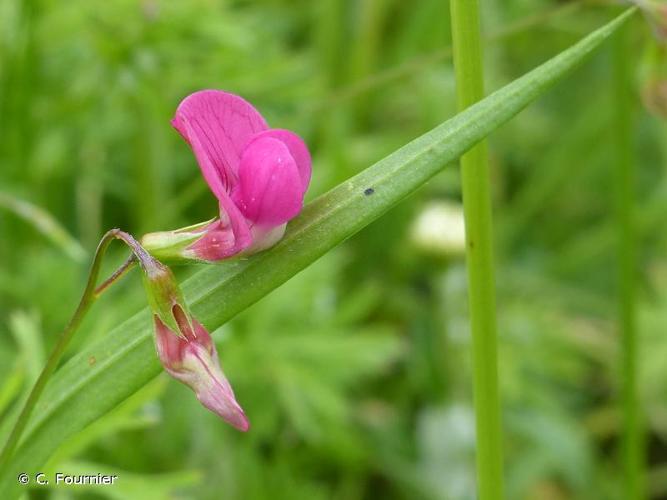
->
xmin=154 ymin=304 xmax=249 ymax=431
xmin=143 ymin=90 xmax=312 ymax=262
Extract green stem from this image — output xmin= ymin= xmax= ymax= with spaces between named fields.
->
xmin=94 ymin=255 xmax=137 ymax=297
xmin=613 ymin=23 xmax=644 ymax=500
xmin=449 ymin=1 xmax=504 ymax=499
xmin=0 ymin=229 xmax=141 ymax=469
xmin=0 ymin=191 xmax=87 ymax=262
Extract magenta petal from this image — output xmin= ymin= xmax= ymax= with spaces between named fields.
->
xmin=175 ymin=116 xmax=253 ymax=257
xmin=249 ymin=129 xmax=312 ymax=192
xmin=154 ymin=316 xmax=186 ymax=371
xmin=234 ymin=137 xmax=304 ymax=226
xmin=217 ymin=194 xmax=253 ymax=253
xmin=187 ymin=216 xmax=251 ymax=261
xmin=190 ymin=321 xmax=249 ymax=431
xmin=171 ymin=90 xmax=268 ymax=193
xmin=194 ymin=361 xmax=250 ymax=432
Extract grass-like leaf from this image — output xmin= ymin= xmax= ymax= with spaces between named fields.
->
xmin=0 ymin=192 xmax=86 ymax=263
xmin=0 ymin=8 xmax=634 ymax=496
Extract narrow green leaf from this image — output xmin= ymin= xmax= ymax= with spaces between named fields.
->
xmin=0 ymin=192 xmax=86 ymax=262
xmin=0 ymin=364 xmax=24 ymax=418
xmin=9 ymin=311 xmax=45 ymax=384
xmin=0 ymin=9 xmax=634 ymax=496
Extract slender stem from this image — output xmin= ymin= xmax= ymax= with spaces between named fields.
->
xmin=613 ymin=23 xmax=644 ymax=500
xmin=0 ymin=191 xmax=87 ymax=262
xmin=94 ymin=254 xmax=137 ymax=297
xmin=0 ymin=229 xmax=143 ymax=468
xmin=449 ymin=1 xmax=504 ymax=499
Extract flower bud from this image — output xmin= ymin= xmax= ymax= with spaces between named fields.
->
xmin=140 ymin=253 xmax=248 ymax=430
xmin=154 ymin=308 xmax=249 ymax=431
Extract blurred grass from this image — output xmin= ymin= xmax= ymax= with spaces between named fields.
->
xmin=0 ymin=1 xmax=665 ymax=499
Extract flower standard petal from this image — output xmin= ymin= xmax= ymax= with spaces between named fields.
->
xmin=171 ymin=90 xmax=268 ymax=192
xmin=171 ymin=90 xmax=269 ymax=257
xmin=234 ymin=136 xmax=304 ymax=226
xmin=180 ymin=120 xmax=254 ymax=255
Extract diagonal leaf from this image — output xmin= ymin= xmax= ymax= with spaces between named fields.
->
xmin=0 ymin=192 xmax=87 ymax=262
xmin=0 ymin=8 xmax=634 ymax=496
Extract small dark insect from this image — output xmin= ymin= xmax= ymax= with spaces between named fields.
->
xmin=364 ymin=187 xmax=375 ymax=196
xmin=88 ymin=356 xmax=96 ymax=366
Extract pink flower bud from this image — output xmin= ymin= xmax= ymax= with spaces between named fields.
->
xmin=153 ymin=306 xmax=249 ymax=431
xmin=139 ymin=251 xmax=249 ymax=430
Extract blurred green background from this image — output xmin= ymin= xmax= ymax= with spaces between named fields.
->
xmin=1 ymin=0 xmax=666 ymax=498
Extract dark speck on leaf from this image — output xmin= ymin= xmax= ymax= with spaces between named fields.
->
xmin=364 ymin=188 xmax=375 ymax=196
xmin=88 ymin=356 xmax=96 ymax=366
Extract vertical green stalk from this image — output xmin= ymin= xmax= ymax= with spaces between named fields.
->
xmin=613 ymin=23 xmax=644 ymax=500
xmin=449 ymin=1 xmax=503 ymax=499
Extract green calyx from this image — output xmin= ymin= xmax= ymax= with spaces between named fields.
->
xmin=139 ymin=255 xmax=193 ymax=338
xmin=140 ymin=219 xmax=214 ymax=262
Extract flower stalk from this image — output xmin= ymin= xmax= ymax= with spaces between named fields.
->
xmin=613 ymin=22 xmax=645 ymax=500
xmin=0 ymin=229 xmax=137 ymax=469
xmin=449 ymin=0 xmax=504 ymax=498
xmin=0 ymin=225 xmax=250 ymax=469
